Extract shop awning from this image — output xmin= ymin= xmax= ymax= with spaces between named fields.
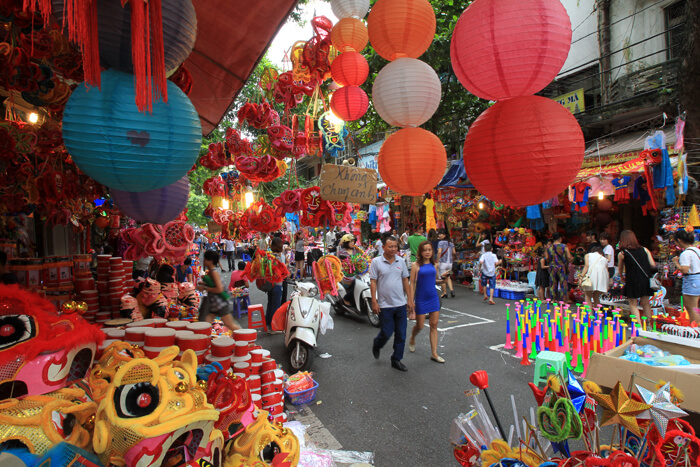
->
xmin=438 ymin=159 xmax=474 ymax=189
xmin=186 ymin=0 xmax=300 ymax=135
xmin=576 ymin=127 xmax=678 ymax=180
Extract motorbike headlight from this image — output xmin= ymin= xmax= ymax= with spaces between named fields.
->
xmin=308 ymin=287 xmax=318 ymax=298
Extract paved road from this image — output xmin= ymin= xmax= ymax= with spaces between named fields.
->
xmin=219 ymin=264 xmax=539 ymax=467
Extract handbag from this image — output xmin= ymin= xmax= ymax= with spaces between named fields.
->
xmin=625 ymin=249 xmax=661 ymax=291
xmin=578 ymin=255 xmax=603 ymax=290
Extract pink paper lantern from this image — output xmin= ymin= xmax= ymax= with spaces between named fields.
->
xmin=464 ymin=96 xmax=584 ymax=207
xmin=451 ymin=0 xmax=572 ymax=100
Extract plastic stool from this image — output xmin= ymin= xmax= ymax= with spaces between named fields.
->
xmin=233 ymin=295 xmax=251 ymax=319
xmin=247 ymin=304 xmax=268 ymax=331
xmin=533 ymin=351 xmax=568 ymax=386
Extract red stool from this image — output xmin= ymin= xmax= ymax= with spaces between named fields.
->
xmin=247 ymin=304 xmax=267 ymax=332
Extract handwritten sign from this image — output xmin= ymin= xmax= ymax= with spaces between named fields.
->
xmin=207 ymin=221 xmax=222 ymax=234
xmin=319 ymin=165 xmax=378 ymax=204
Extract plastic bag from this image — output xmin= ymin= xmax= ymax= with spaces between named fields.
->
xmin=285 ymin=371 xmax=315 ymax=393
xmin=621 ymin=343 xmax=691 ymax=367
xmin=319 ymin=302 xmax=333 ymax=335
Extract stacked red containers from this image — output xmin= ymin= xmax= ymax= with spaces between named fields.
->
xmin=108 ymin=257 xmax=125 ymax=315
xmin=95 ymin=255 xmax=112 ymax=322
xmin=72 ymin=254 xmax=94 ymax=293
xmin=79 ymin=289 xmax=99 ymax=322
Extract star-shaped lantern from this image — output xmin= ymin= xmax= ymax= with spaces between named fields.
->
xmin=636 ymin=383 xmax=688 ymax=437
xmin=590 ymin=381 xmax=651 ymax=437
xmin=566 ymin=369 xmax=587 ymax=413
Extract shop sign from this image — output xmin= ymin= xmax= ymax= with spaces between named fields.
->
xmin=319 ymin=164 xmax=377 ymax=204
xmin=207 ymin=221 xmax=222 ymax=234
xmin=553 ymin=88 xmax=585 ymax=114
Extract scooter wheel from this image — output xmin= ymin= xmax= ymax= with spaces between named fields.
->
xmin=288 ymin=340 xmax=314 ymax=372
xmin=364 ymin=297 xmax=380 ymax=327
xmin=333 ymin=302 xmax=346 ymax=316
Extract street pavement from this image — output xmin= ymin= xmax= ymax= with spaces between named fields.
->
xmin=218 ymin=264 xmax=540 ymax=467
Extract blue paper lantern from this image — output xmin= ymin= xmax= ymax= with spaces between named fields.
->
xmin=62 ymin=69 xmax=201 ymax=192
xmin=111 ymin=175 xmax=190 ymax=224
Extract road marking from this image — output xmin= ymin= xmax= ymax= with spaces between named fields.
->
xmin=437 ymin=307 xmax=494 ymax=331
xmin=489 ymin=343 xmax=519 ymax=359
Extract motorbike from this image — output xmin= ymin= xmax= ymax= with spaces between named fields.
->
xmin=328 ymin=271 xmax=443 ymax=327
xmin=283 ymin=280 xmax=322 ymax=372
xmin=328 ymin=273 xmax=381 ymax=327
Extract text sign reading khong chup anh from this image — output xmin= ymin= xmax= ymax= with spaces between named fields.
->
xmin=319 ymin=165 xmax=378 ymax=204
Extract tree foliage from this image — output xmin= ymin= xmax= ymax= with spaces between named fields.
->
xmin=351 ymin=0 xmax=490 ymax=153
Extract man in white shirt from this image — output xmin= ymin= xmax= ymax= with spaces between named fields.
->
xmin=223 ymin=238 xmax=235 ymax=272
xmin=479 ymin=243 xmax=501 ymax=305
xmin=600 ymin=232 xmax=615 ymax=279
xmin=370 ymin=236 xmax=414 ymax=372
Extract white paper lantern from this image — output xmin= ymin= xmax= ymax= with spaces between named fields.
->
xmin=331 ymin=0 xmax=370 ymax=19
xmin=372 ymin=58 xmax=441 ymax=128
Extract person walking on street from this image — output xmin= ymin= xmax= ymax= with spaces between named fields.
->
xmin=407 ymin=227 xmax=427 ymax=263
xmin=617 ymin=230 xmax=656 ymax=321
xmin=409 ymin=241 xmax=445 ymax=363
xmin=325 ymin=228 xmax=336 ymax=253
xmin=294 ymin=232 xmax=308 ymax=279
xmin=223 ymin=238 xmax=235 ymax=272
xmin=370 ymin=236 xmax=414 ymax=372
xmin=547 ymin=232 xmax=573 ymax=303
xmin=266 ymin=237 xmax=286 ymax=330
xmin=437 ymin=229 xmax=456 ymax=298
xmin=672 ymin=230 xmax=700 ymax=324
xmin=479 ymin=243 xmax=501 ymax=304
xmin=197 ymin=250 xmax=241 ymax=332
xmin=580 ymin=246 xmax=608 ymax=307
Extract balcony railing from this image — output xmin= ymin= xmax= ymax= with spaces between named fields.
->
xmin=609 ymin=58 xmax=679 ymax=102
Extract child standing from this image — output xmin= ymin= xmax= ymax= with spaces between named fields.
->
xmin=534 ymin=247 xmax=550 ymax=301
xmin=479 ymin=243 xmax=501 ymax=305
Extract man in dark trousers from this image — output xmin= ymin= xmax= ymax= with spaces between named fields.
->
xmin=370 ymin=236 xmax=414 ymax=371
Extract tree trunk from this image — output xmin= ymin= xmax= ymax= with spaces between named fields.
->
xmin=682 ymin=0 xmax=700 ymax=204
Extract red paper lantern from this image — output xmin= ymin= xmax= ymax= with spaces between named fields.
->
xmin=451 ymin=0 xmax=572 ymax=100
xmin=464 ymin=96 xmax=584 ymax=207
xmin=330 ymin=86 xmax=369 ymax=121
xmin=368 ymin=0 xmax=436 ymax=61
xmin=331 ymin=52 xmax=369 ymax=87
xmin=378 ymin=128 xmax=446 ymax=196
xmin=331 ymin=17 xmax=369 ymax=53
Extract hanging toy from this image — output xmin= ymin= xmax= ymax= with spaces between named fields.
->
xmin=312 ymin=255 xmax=344 ymax=297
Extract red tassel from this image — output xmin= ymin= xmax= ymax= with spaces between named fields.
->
xmin=81 ymin=0 xmax=100 ymax=88
xmin=149 ymin=0 xmax=167 ymax=104
xmin=130 ymin=0 xmax=150 ymax=112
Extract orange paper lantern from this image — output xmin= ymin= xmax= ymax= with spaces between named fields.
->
xmin=378 ymin=128 xmax=446 ymax=196
xmin=331 ymin=52 xmax=369 ymax=87
xmin=367 ymin=0 xmax=436 ymax=61
xmin=331 ymin=18 xmax=369 ymax=53
xmin=330 ymin=86 xmax=369 ymax=121
xmin=464 ymin=96 xmax=584 ymax=207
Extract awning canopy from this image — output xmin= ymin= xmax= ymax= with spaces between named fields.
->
xmin=438 ymin=159 xmax=474 ymax=189
xmin=186 ymin=0 xmax=300 ymax=135
xmin=577 ymin=127 xmax=678 ymax=180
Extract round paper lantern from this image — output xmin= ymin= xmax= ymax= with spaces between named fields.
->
xmin=111 ymin=176 xmax=190 ymax=224
xmin=331 ymin=18 xmax=368 ymax=53
xmin=464 ymin=96 xmax=584 ymax=207
xmin=378 ymin=128 xmax=446 ymax=196
xmin=598 ymin=198 xmax=613 ymax=211
xmin=451 ymin=0 xmax=572 ymax=100
xmin=53 ymin=0 xmax=197 ymax=75
xmin=372 ymin=58 xmax=441 ymax=127
xmin=367 ymin=0 xmax=436 ymax=61
xmin=63 ymin=69 xmax=202 ymax=192
xmin=331 ymin=52 xmax=369 ymax=87
xmin=596 ymin=212 xmax=612 ymax=226
xmin=330 ymin=86 xmax=369 ymax=121
xmin=331 ymin=0 xmax=370 ymax=19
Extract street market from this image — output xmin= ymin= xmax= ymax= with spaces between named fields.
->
xmin=1 ymin=0 xmax=700 ymax=466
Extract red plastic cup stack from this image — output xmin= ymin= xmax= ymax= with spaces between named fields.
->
xmin=176 ymin=334 xmax=210 ymax=365
xmin=206 ymin=336 xmax=236 ymax=370
xmin=144 ymin=328 xmax=176 ymax=358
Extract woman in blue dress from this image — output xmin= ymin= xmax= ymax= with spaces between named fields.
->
xmin=409 ymin=241 xmax=445 ymax=363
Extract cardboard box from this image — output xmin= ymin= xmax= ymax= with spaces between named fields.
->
xmin=586 ymin=336 xmax=700 ymax=413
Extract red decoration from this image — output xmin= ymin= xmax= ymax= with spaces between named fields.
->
xmin=378 ymin=128 xmax=446 ymax=196
xmin=330 ymin=51 xmax=369 ymax=86
xmin=464 ymin=96 xmax=584 ymax=207
xmin=450 ymin=0 xmax=572 ymax=101
xmin=330 ymin=85 xmax=368 ymax=121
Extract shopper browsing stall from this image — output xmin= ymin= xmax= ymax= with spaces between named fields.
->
xmin=176 ymin=257 xmax=194 ymax=283
xmin=672 ymin=230 xmax=700 ymax=324
xmin=546 ymin=233 xmax=573 ymax=303
xmin=617 ymin=230 xmax=656 ymax=321
xmin=600 ymin=232 xmax=616 ymax=279
xmin=534 ymin=247 xmax=550 ymax=301
xmin=266 ymin=237 xmax=286 ymax=329
xmin=479 ymin=243 xmax=501 ymax=305
xmin=579 ymin=246 xmax=609 ymax=307
xmin=407 ymin=227 xmax=427 ymax=263
xmin=294 ymin=232 xmax=308 ymax=279
xmin=408 ymin=241 xmax=445 ymax=363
